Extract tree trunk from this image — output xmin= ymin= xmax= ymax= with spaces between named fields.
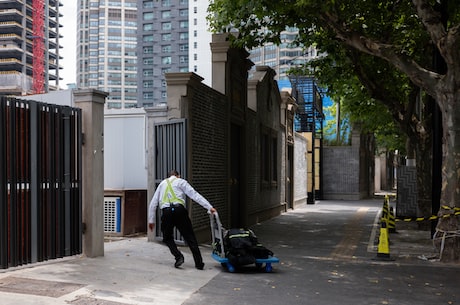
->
xmin=434 ymin=87 xmax=460 ymax=262
xmin=414 ymin=130 xmax=433 ymax=231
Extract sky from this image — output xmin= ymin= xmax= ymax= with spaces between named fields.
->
xmin=59 ymin=2 xmax=77 ymax=88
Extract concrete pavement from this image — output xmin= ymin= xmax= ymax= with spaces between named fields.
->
xmin=0 ymin=199 xmax=457 ymax=305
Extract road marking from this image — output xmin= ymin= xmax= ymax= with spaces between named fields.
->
xmin=330 ymin=207 xmax=369 ymax=260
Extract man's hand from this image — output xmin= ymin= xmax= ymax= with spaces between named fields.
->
xmin=210 ymin=207 xmax=217 ymax=214
xmin=148 ymin=223 xmax=155 ymax=231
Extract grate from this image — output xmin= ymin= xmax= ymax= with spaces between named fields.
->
xmin=104 ymin=197 xmax=121 ymax=233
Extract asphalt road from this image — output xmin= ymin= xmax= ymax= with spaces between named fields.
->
xmin=183 ymin=199 xmax=459 ymax=305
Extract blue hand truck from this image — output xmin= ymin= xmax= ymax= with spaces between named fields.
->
xmin=209 ymin=212 xmax=279 ymax=273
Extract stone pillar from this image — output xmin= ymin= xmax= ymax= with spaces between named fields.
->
xmin=74 ymin=89 xmax=107 ymax=258
xmin=145 ymin=105 xmax=168 ymax=242
xmin=165 ymin=72 xmax=203 ymax=119
xmin=210 ymin=33 xmax=231 ymax=95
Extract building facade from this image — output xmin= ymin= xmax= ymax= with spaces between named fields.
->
xmin=0 ymin=0 xmax=63 ymax=96
xmin=77 ymin=0 xmax=138 ymax=109
xmin=137 ymin=0 xmax=213 ymax=108
xmin=248 ymin=27 xmax=318 ymax=83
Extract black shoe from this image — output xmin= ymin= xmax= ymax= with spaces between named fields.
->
xmin=175 ymin=256 xmax=184 ymax=268
xmin=195 ymin=263 xmax=204 ymax=270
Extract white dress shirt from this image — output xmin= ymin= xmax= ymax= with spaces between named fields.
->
xmin=148 ymin=175 xmax=213 ymax=224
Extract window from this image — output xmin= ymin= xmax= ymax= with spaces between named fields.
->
xmin=179 ymin=55 xmax=188 ymax=64
xmin=179 ymin=9 xmax=188 ymax=16
xmin=162 ymin=11 xmax=171 ymax=18
xmin=143 ymin=35 xmax=154 ymax=42
xmin=162 ymin=45 xmax=172 ymax=53
xmin=179 ymin=44 xmax=188 ymax=52
xmin=143 ymin=69 xmax=153 ymax=76
xmin=162 ymin=22 xmax=171 ymax=30
xmin=143 ymin=46 xmax=153 ymax=54
xmin=180 ymin=21 xmax=188 ymax=28
xmin=260 ymin=129 xmax=278 ymax=186
xmin=143 ymin=80 xmax=154 ymax=88
xmin=143 ymin=12 xmax=154 ymax=20
xmin=143 ymin=92 xmax=154 ymax=99
xmin=143 ymin=1 xmax=154 ymax=8
xmin=162 ymin=56 xmax=171 ymax=64
xmin=144 ymin=58 xmax=153 ymax=65
xmin=179 ymin=32 xmax=188 ymax=40
xmin=143 ymin=23 xmax=153 ymax=31
xmin=162 ymin=33 xmax=171 ymax=41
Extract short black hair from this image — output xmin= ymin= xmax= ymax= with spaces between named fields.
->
xmin=169 ymin=170 xmax=179 ymax=176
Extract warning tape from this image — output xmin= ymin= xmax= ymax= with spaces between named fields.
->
xmin=395 ymin=206 xmax=460 ymax=222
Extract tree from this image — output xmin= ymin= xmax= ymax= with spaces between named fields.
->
xmin=308 ymin=46 xmax=434 ymax=229
xmin=208 ymin=0 xmax=460 ymax=261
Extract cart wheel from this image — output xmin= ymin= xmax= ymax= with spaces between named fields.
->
xmin=227 ymin=263 xmax=236 ymax=273
xmin=255 ymin=262 xmax=263 ymax=269
xmin=221 ymin=263 xmax=227 ymax=269
xmin=265 ymin=263 xmax=273 ymax=273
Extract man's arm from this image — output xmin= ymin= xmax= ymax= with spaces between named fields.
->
xmin=148 ymin=184 xmax=162 ymax=231
xmin=180 ymin=180 xmax=215 ymax=212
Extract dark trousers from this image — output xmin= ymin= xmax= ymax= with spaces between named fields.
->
xmin=160 ymin=205 xmax=203 ymax=266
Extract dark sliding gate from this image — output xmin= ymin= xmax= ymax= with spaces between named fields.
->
xmin=154 ymin=119 xmax=187 ymax=243
xmin=0 ymin=97 xmax=82 ymax=269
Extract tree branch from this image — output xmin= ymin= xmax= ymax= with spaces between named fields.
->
xmin=320 ymin=11 xmax=441 ymax=99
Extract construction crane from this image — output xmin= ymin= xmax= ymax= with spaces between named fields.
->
xmin=32 ymin=0 xmax=45 ymax=94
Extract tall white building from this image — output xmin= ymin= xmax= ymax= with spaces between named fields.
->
xmin=77 ymin=0 xmax=138 ymax=109
xmin=188 ymin=0 xmax=212 ymax=86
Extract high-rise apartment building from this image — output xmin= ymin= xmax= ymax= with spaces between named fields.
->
xmin=137 ymin=0 xmax=190 ymax=108
xmin=0 ymin=0 xmax=63 ymax=96
xmin=77 ymin=0 xmax=138 ymax=109
xmin=249 ymin=27 xmax=318 ymax=85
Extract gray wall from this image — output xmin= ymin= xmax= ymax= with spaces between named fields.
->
xmin=294 ymin=133 xmax=308 ymax=207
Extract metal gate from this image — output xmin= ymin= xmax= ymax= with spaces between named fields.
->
xmin=153 ymin=119 xmax=187 ymax=243
xmin=0 ymin=97 xmax=82 ymax=269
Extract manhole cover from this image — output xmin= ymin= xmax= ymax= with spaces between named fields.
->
xmin=0 ymin=276 xmax=85 ymax=298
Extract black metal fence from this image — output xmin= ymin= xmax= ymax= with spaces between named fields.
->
xmin=0 ymin=97 xmax=82 ymax=269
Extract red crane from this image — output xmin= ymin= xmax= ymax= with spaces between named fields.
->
xmin=32 ymin=0 xmax=45 ymax=94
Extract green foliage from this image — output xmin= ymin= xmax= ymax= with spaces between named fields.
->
xmin=207 ymin=0 xmax=434 ymax=154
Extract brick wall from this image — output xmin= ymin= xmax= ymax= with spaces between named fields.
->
xmin=322 ymin=130 xmax=374 ymax=200
xmin=188 ymin=83 xmax=229 ymax=230
xmin=322 ymin=145 xmax=361 ymax=199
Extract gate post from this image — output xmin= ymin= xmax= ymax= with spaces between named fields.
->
xmin=74 ymin=89 xmax=107 ymax=258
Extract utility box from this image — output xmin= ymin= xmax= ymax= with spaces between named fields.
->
xmin=104 ymin=189 xmax=147 ymax=236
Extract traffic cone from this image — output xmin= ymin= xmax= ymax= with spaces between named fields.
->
xmin=382 ymin=197 xmax=389 ymax=224
xmin=388 ymin=207 xmax=397 ymax=233
xmin=374 ymin=218 xmax=394 ymax=261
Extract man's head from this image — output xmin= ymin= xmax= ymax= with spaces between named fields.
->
xmin=169 ymin=170 xmax=180 ymax=177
